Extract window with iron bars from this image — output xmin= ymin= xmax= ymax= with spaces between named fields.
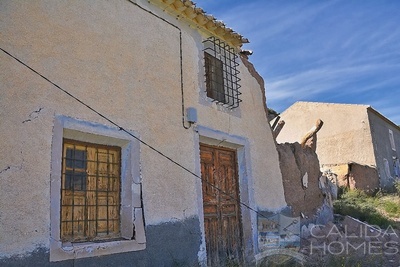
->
xmin=203 ymin=36 xmax=242 ymax=108
xmin=61 ymin=139 xmax=121 ymax=242
xmin=50 ymin=117 xmax=145 ymax=261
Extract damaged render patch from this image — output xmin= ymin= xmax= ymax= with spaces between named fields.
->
xmin=22 ymin=107 xmax=44 ymax=123
xmin=0 ymin=166 xmax=12 ymax=174
xmin=0 ymin=164 xmax=22 ymax=175
xmin=0 ymin=151 xmax=24 ymax=176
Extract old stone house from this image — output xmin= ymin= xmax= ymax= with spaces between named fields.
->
xmin=0 ymin=0 xmax=287 ymax=266
xmin=277 ymin=101 xmax=400 ymax=191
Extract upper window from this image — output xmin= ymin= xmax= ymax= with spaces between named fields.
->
xmin=61 ymin=139 xmax=121 ymax=242
xmin=204 ymin=52 xmax=225 ymax=103
xmin=203 ymin=37 xmax=242 ymax=108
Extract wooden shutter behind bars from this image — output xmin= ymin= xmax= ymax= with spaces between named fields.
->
xmin=61 ymin=139 xmax=121 ymax=242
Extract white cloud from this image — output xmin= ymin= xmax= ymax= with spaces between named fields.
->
xmin=266 ymin=62 xmax=399 ymax=100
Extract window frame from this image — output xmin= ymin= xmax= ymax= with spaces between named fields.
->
xmin=50 ymin=116 xmax=145 ymax=262
xmin=203 ymin=36 xmax=242 ymax=108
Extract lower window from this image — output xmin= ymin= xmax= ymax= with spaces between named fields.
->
xmin=61 ymin=139 xmax=121 ymax=242
xmin=50 ymin=116 xmax=145 ymax=262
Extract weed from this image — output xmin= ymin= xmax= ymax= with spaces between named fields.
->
xmin=333 ymin=189 xmax=400 ymax=229
xmin=393 ymin=180 xmax=400 ymax=196
xmin=383 ymin=201 xmax=400 ymax=215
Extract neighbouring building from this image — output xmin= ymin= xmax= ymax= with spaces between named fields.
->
xmin=277 ymin=101 xmax=400 ymax=190
xmin=0 ymin=0 xmax=288 ymax=266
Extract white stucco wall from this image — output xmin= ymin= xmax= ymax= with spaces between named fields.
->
xmin=277 ymin=102 xmax=376 ymax=166
xmin=0 ymin=0 xmax=286 ymax=259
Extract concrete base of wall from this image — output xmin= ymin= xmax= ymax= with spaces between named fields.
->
xmin=0 ymin=217 xmax=202 ymax=267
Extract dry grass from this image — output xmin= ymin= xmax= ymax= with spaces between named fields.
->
xmin=334 ymin=189 xmax=400 ymax=229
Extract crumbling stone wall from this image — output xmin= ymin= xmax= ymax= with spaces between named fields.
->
xmin=277 ymin=142 xmax=331 ymax=223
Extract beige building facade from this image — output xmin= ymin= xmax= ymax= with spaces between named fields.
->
xmin=0 ymin=0 xmax=286 ymax=265
xmin=277 ymin=101 xmax=400 ymax=189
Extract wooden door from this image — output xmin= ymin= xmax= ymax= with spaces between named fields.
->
xmin=200 ymin=144 xmax=243 ymax=266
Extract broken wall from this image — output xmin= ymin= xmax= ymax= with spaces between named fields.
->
xmin=277 ymin=142 xmax=333 ymax=224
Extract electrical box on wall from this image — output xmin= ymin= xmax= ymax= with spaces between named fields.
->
xmin=187 ymin=107 xmax=198 ymax=124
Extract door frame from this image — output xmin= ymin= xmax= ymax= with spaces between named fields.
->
xmin=193 ymin=125 xmax=256 ymax=265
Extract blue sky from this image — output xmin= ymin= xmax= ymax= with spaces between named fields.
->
xmin=195 ymin=0 xmax=400 ymax=125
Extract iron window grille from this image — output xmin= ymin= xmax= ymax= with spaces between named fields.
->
xmin=60 ymin=139 xmax=121 ymax=243
xmin=203 ymin=36 xmax=242 ymax=108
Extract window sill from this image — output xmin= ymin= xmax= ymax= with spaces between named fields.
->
xmin=200 ymin=96 xmax=242 ymax=118
xmin=50 ymin=238 xmax=146 ymax=262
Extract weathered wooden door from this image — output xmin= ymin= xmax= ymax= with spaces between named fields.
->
xmin=200 ymin=144 xmax=243 ymax=266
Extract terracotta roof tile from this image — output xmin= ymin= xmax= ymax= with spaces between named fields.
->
xmin=150 ymin=0 xmax=249 ymax=49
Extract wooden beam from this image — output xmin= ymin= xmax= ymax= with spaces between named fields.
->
xmin=273 ymin=120 xmax=286 ymax=140
xmin=300 ymin=119 xmax=324 ymax=150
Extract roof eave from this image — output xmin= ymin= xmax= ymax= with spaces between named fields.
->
xmin=367 ymin=106 xmax=400 ymax=132
xmin=149 ymin=0 xmax=249 ymax=50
